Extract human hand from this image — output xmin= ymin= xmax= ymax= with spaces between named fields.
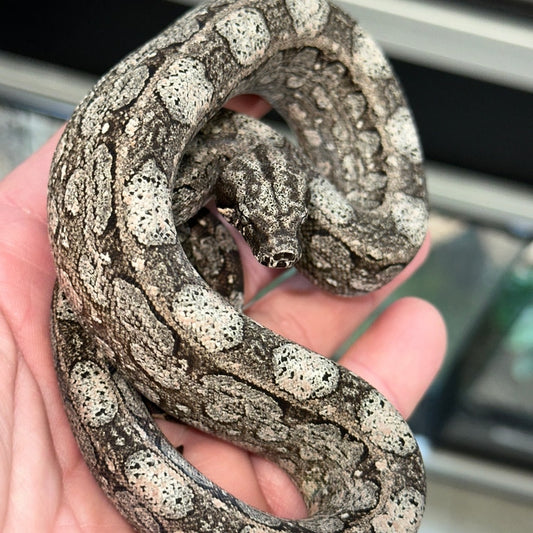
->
xmin=0 ymin=96 xmax=445 ymax=531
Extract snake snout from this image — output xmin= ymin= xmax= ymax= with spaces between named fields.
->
xmin=257 ymin=240 xmax=301 ymax=269
xmin=269 ymin=250 xmax=298 ymax=269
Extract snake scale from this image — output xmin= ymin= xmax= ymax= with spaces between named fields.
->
xmin=47 ymin=0 xmax=428 ymax=531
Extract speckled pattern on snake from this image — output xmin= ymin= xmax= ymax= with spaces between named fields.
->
xmin=47 ymin=0 xmax=428 ymax=531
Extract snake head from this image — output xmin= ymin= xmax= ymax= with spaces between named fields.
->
xmin=216 ymin=143 xmax=309 ymax=269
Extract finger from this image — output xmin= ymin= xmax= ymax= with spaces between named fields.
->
xmin=245 ymin=236 xmax=431 ymax=357
xmin=156 ymin=419 xmax=274 ymax=514
xmin=340 ymin=296 xmax=446 ymax=417
xmin=249 ymin=454 xmax=307 ymax=519
xmin=157 ymin=418 xmax=307 ymax=520
xmin=0 ymin=137 xmax=59 ymax=378
xmin=225 ymin=94 xmax=271 ymax=118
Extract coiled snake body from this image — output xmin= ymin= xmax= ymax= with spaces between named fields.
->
xmin=48 ymin=0 xmax=428 ymax=531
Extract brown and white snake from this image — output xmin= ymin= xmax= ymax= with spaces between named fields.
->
xmin=47 ymin=1 xmax=428 ymax=531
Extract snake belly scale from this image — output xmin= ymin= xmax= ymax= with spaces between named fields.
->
xmin=47 ymin=0 xmax=428 ymax=531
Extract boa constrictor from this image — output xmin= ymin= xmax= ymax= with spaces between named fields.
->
xmin=47 ymin=0 xmax=428 ymax=531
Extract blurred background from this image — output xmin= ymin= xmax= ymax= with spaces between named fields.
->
xmin=1 ymin=0 xmax=532 ymax=530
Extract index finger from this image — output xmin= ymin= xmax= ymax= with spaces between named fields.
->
xmin=244 ymin=236 xmax=431 ymax=357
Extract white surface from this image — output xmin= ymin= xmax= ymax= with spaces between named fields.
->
xmin=339 ymin=0 xmax=533 ymax=92
xmin=426 ymin=162 xmax=533 ymax=234
xmin=0 ymin=50 xmax=95 ymax=111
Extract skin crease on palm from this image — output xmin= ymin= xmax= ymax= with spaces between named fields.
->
xmin=0 ymin=95 xmax=446 ymax=532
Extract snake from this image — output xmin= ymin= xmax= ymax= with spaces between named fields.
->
xmin=47 ymin=0 xmax=428 ymax=531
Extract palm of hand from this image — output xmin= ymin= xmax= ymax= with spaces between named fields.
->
xmin=0 ymin=103 xmax=445 ymax=532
